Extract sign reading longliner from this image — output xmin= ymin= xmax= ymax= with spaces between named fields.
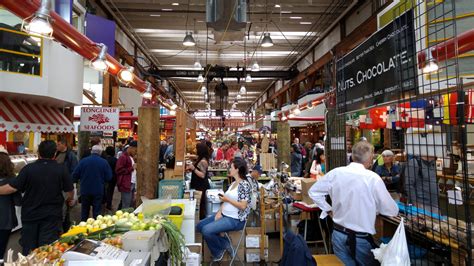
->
xmin=80 ymin=107 xmax=119 ymax=132
xmin=336 ymin=10 xmax=417 ymax=114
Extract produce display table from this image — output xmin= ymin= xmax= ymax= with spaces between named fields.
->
xmin=135 ymin=199 xmax=196 ymax=244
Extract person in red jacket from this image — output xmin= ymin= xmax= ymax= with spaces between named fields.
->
xmin=215 ymin=141 xmax=229 ymax=161
xmin=116 ymin=141 xmax=137 ymax=209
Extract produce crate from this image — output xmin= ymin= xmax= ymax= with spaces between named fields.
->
xmin=166 ymin=203 xmax=185 ymax=230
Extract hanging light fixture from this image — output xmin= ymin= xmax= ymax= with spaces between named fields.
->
xmin=245 ymin=74 xmax=252 ymax=83
xmin=251 ymin=61 xmax=260 ymax=72
xmin=118 ymin=66 xmax=134 ymax=84
xmin=90 ymin=43 xmax=109 ymax=71
xmin=197 ymin=74 xmax=204 ymax=83
xmin=194 ymin=61 xmax=202 ymax=69
xmin=232 ymin=103 xmax=237 ymax=109
xmin=261 ymin=32 xmax=274 ymax=47
xmin=236 ymin=94 xmax=242 ymax=100
xmin=240 ymin=85 xmax=246 ymax=94
xmin=201 ymin=85 xmax=207 ymax=94
xmin=423 ymin=50 xmax=439 ymax=74
xmin=293 ymin=107 xmax=301 ymax=115
xmin=142 ymin=84 xmax=153 ymax=99
xmin=22 ymin=0 xmax=53 ymax=37
xmin=183 ymin=32 xmax=196 ymax=46
xmin=170 ymin=101 xmax=178 ymax=110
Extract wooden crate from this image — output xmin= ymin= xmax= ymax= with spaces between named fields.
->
xmin=260 ymin=153 xmax=277 ymax=171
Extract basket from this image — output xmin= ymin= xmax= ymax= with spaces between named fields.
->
xmin=166 ymin=203 xmax=185 ymax=230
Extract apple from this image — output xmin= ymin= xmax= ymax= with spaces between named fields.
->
xmin=96 ymin=215 xmax=104 ymax=220
xmin=112 ymin=215 xmax=118 ymax=221
xmin=87 ymin=218 xmax=95 ymax=224
xmin=78 ymin=222 xmax=87 ymax=227
xmin=100 ymin=224 xmax=108 ymax=229
xmin=116 ymin=210 xmax=123 ymax=216
xmin=86 ymin=224 xmax=93 ymax=230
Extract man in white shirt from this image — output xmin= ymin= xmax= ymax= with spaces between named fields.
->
xmin=309 ymin=141 xmax=398 ymax=265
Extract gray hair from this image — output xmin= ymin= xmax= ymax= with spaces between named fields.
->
xmin=351 ymin=141 xmax=374 ymax=164
xmin=91 ymin=145 xmax=103 ymax=154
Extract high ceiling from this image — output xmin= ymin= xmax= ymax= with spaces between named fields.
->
xmin=103 ymin=0 xmax=350 ymax=111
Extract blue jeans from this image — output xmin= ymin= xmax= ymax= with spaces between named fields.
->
xmin=332 ymin=230 xmax=379 ymax=266
xmin=81 ymin=194 xmax=103 ymax=221
xmin=196 ymin=214 xmax=245 ymax=258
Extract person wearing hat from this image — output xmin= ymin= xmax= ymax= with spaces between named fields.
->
xmin=72 ymin=145 xmax=112 ymax=221
xmin=0 ymin=141 xmax=75 ymax=255
xmin=116 ymin=140 xmax=138 ymax=209
xmin=375 ymin=150 xmax=401 ymax=193
xmin=0 ymin=148 xmax=21 ymax=261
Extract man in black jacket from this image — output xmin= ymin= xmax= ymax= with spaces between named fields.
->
xmin=0 ymin=140 xmax=74 ymax=255
xmin=103 ymin=146 xmax=118 ymax=211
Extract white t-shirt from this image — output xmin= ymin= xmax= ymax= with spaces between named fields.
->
xmin=222 ymin=183 xmax=240 ymax=219
xmin=130 ymin=156 xmax=137 ymax=184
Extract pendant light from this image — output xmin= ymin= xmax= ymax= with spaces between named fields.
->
xmin=183 ymin=32 xmax=196 ymax=46
xmin=194 ymin=61 xmax=202 ymax=69
xmin=197 ymin=74 xmax=204 ymax=83
xmin=251 ymin=61 xmax=260 ymax=72
xmin=201 ymin=85 xmax=207 ymax=94
xmin=240 ymin=85 xmax=246 ymax=94
xmin=245 ymin=74 xmax=252 ymax=83
xmin=293 ymin=107 xmax=301 ymax=115
xmin=261 ymin=32 xmax=274 ymax=47
xmin=142 ymin=84 xmax=153 ymax=99
xmin=90 ymin=43 xmax=109 ymax=71
xmin=22 ymin=0 xmax=53 ymax=37
xmin=182 ymin=1 xmax=195 ymax=47
xmin=236 ymin=94 xmax=242 ymax=100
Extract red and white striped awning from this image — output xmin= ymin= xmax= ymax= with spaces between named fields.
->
xmin=0 ymin=97 xmax=74 ymax=133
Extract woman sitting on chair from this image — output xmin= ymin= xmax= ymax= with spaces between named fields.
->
xmin=197 ymin=157 xmax=252 ymax=262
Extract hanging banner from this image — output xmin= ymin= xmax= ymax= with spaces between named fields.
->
xmin=80 ymin=107 xmax=119 ymax=132
xmin=336 ymin=10 xmax=416 ymax=114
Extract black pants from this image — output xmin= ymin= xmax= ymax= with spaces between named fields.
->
xmin=81 ymin=194 xmax=103 ymax=221
xmin=21 ymin=217 xmax=61 ymax=255
xmin=0 ymin=229 xmax=11 ymax=261
xmin=105 ymin=180 xmax=116 ymax=210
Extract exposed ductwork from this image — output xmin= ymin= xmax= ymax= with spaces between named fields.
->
xmin=206 ymin=0 xmax=247 ymax=42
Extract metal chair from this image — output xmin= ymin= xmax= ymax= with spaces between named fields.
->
xmin=157 ymin=179 xmax=184 ymax=199
xmin=224 ymin=219 xmax=248 ymax=265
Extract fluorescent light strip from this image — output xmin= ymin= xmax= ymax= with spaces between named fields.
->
xmin=162 ymin=8 xmax=173 ymax=11
xmin=150 ymin=14 xmax=161 ymax=17
xmin=300 ymin=22 xmax=312 ymax=25
xmin=290 ymin=16 xmax=302 ymax=19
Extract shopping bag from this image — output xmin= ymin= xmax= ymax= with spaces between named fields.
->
xmin=372 ymin=218 xmax=410 ymax=265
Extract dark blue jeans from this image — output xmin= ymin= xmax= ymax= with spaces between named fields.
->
xmin=332 ymin=230 xmax=379 ymax=266
xmin=196 ymin=214 xmax=245 ymax=258
xmin=81 ymin=194 xmax=103 ymax=221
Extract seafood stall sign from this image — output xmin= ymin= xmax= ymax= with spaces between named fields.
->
xmin=80 ymin=107 xmax=119 ymax=132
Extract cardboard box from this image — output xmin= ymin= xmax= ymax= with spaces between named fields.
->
xmin=289 ymin=190 xmax=302 ymax=201
xmin=265 ymin=219 xmax=276 ymax=233
xmin=264 ymin=208 xmax=275 ymax=219
xmin=245 ymin=228 xmax=269 ymax=248
xmin=301 ymin=178 xmax=317 ymax=205
xmin=185 ymin=243 xmax=202 ymax=266
xmin=246 ymin=248 xmax=269 ymax=262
